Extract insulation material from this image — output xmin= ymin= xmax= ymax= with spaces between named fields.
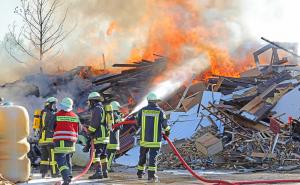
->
xmin=271 ymin=84 xmax=300 ymax=123
xmin=71 ymin=144 xmax=90 ymax=167
xmin=168 ymin=91 xmax=222 ymax=140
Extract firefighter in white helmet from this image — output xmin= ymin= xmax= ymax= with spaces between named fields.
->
xmin=107 ymin=101 xmax=122 ymax=171
xmin=86 ymin=92 xmax=110 ymax=179
xmin=136 ymin=92 xmax=170 ymax=182
xmin=38 ymin=97 xmax=59 ymax=178
xmin=53 ymin=97 xmax=80 ymax=185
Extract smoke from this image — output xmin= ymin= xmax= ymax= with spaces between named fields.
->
xmin=239 ymin=0 xmax=300 ymax=45
xmin=0 ymin=72 xmax=92 ymax=130
xmin=131 ymin=53 xmax=210 ymax=114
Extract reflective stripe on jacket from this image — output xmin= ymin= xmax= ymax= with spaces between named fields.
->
xmin=53 ymin=110 xmax=79 ymax=143
xmin=39 ymin=108 xmax=56 ymax=145
xmin=137 ymin=102 xmax=170 ymax=148
xmin=54 ymin=140 xmax=76 ymax=153
xmin=88 ymin=103 xmax=109 ymax=144
xmin=107 ymin=111 xmax=121 ymax=150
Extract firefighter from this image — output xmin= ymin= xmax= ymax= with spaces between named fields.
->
xmin=107 ymin=101 xmax=122 ymax=172
xmin=87 ymin=92 xmax=110 ymax=179
xmin=136 ymin=92 xmax=170 ymax=182
xmin=53 ymin=97 xmax=80 ymax=185
xmin=38 ymin=97 xmax=59 ymax=178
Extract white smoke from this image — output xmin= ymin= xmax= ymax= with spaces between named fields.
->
xmin=130 ymin=53 xmax=210 ymax=114
xmin=239 ymin=0 xmax=300 ymax=46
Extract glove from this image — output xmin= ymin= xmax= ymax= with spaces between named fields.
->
xmin=82 ymin=143 xmax=91 ymax=153
xmin=164 ymin=130 xmax=170 ymax=139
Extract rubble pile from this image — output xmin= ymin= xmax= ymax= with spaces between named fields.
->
xmin=158 ymin=40 xmax=300 ymax=171
xmin=0 ymin=57 xmax=167 ymax=164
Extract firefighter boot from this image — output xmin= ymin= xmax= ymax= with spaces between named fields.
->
xmin=137 ymin=170 xmax=145 ymax=179
xmin=88 ymin=172 xmax=103 ymax=179
xmin=88 ymin=163 xmax=103 ymax=179
xmin=61 ymin=170 xmax=72 ymax=185
xmin=102 ymin=162 xmax=109 ymax=178
xmin=148 ymin=171 xmax=159 ymax=183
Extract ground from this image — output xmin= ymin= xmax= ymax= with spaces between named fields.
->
xmin=19 ymin=166 xmax=300 ymax=185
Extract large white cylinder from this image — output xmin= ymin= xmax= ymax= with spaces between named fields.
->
xmin=0 ymin=105 xmax=30 ymax=183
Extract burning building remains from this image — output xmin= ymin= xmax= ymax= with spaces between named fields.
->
xmin=1 ymin=37 xmax=300 ymax=173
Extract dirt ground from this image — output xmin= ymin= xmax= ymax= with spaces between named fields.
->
xmin=21 ymin=167 xmax=300 ymax=185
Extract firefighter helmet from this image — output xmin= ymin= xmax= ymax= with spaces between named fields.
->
xmin=88 ymin=92 xmax=104 ymax=101
xmin=110 ymin=101 xmax=121 ymax=111
xmin=60 ymin=97 xmax=73 ymax=112
xmin=146 ymin=92 xmax=160 ymax=102
xmin=46 ymin=97 xmax=57 ymax=104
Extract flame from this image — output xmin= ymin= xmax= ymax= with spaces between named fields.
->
xmin=124 ymin=0 xmax=253 ymax=80
xmin=107 ymin=21 xmax=117 ymax=36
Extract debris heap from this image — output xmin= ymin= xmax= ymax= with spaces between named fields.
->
xmin=158 ymin=39 xmax=300 ymax=171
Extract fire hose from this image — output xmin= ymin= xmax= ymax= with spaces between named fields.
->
xmin=58 ymin=120 xmax=300 ymax=185
xmin=111 ymin=120 xmax=300 ymax=185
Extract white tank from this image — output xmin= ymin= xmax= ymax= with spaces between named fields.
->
xmin=0 ymin=105 xmax=30 ymax=183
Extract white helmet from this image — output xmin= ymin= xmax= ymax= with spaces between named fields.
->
xmin=46 ymin=97 xmax=57 ymax=104
xmin=60 ymin=97 xmax=73 ymax=112
xmin=88 ymin=92 xmax=104 ymax=101
xmin=110 ymin=101 xmax=121 ymax=111
xmin=146 ymin=92 xmax=160 ymax=102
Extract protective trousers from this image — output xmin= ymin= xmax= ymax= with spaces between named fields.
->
xmin=93 ymin=144 xmax=108 ymax=175
xmin=137 ymin=147 xmax=160 ymax=177
xmin=107 ymin=149 xmax=117 ymax=171
xmin=40 ymin=144 xmax=58 ymax=176
xmin=55 ymin=153 xmax=73 ymax=182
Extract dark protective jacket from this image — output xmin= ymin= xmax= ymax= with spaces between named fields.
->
xmin=39 ymin=107 xmax=56 ymax=145
xmin=88 ymin=102 xmax=109 ymax=144
xmin=107 ymin=111 xmax=122 ymax=150
xmin=137 ymin=102 xmax=170 ymax=148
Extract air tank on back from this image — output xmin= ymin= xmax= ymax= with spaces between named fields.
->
xmin=0 ymin=105 xmax=30 ymax=182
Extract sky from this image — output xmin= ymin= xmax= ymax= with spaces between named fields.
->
xmin=0 ymin=0 xmax=19 ymax=39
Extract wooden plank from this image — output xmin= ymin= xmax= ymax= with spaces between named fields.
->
xmin=195 ymin=133 xmax=223 ymax=156
xmin=213 ymin=77 xmax=224 ymax=91
xmin=241 ymin=96 xmax=263 ymax=112
xmin=182 ymin=92 xmax=202 ymax=112
xmin=251 ymin=152 xmax=276 ymax=158
xmin=241 ymin=84 xmax=277 ymax=112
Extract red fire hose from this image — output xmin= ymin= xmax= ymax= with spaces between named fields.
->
xmin=112 ymin=120 xmax=300 ymax=185
xmin=162 ymin=134 xmax=234 ymax=185
xmin=54 ymin=128 xmax=95 ymax=185
xmin=57 ymin=119 xmax=300 ymax=185
xmin=72 ymin=140 xmax=95 ymax=181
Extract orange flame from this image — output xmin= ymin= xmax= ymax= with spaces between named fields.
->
xmin=125 ymin=0 xmax=253 ymax=81
xmin=107 ymin=21 xmax=117 ymax=36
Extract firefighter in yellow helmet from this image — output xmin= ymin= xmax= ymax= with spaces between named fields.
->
xmin=38 ymin=97 xmax=59 ymax=178
xmin=107 ymin=101 xmax=122 ymax=172
xmin=136 ymin=92 xmax=170 ymax=182
xmin=86 ymin=92 xmax=110 ymax=179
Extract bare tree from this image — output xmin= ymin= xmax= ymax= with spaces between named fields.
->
xmin=5 ymin=0 xmax=73 ymax=71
